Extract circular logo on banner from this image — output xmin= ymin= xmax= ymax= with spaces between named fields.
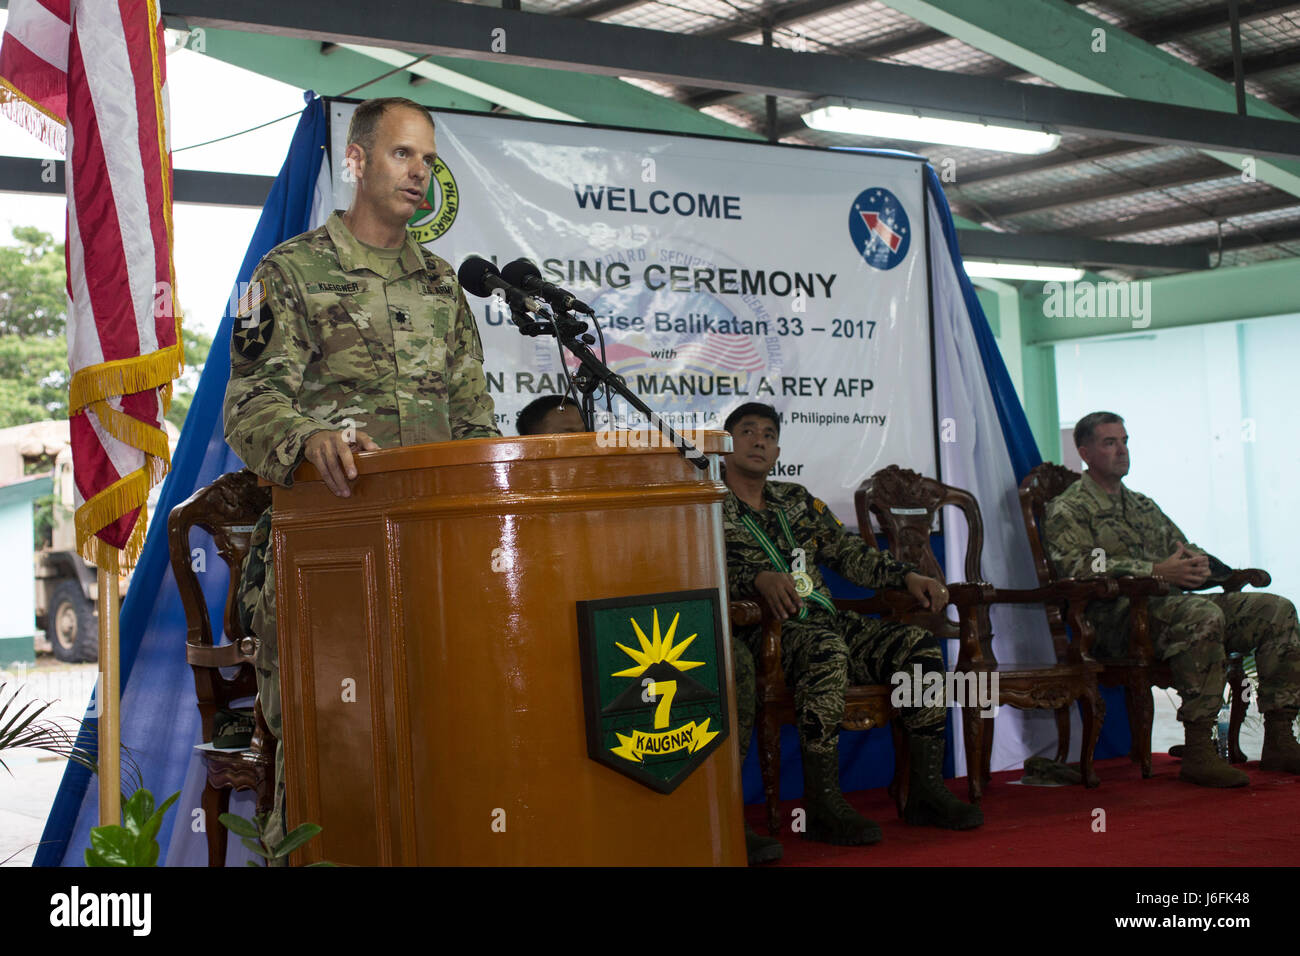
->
xmin=848 ymin=187 xmax=910 ymax=270
xmin=407 ymin=157 xmax=460 ymax=243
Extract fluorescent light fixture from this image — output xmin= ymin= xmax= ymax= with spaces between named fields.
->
xmin=802 ymin=103 xmax=1060 ymax=155
xmin=962 ymin=260 xmax=1084 ymax=282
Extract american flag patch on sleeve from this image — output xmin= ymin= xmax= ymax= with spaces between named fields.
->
xmin=237 ymin=279 xmax=265 ymax=317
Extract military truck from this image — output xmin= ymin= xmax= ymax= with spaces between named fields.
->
xmin=0 ymin=420 xmax=177 ymax=663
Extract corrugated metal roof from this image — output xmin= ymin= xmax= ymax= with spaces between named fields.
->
xmin=485 ymin=0 xmax=1300 ymax=276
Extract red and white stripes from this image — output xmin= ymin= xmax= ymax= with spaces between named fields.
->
xmin=1 ymin=0 xmax=180 ymax=570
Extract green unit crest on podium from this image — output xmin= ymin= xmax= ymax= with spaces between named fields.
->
xmin=578 ymin=589 xmax=730 ymax=794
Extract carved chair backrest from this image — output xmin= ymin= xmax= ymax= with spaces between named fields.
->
xmin=855 ymin=465 xmax=985 ymax=636
xmin=1017 ymin=462 xmax=1083 ymax=647
xmin=167 ymin=469 xmax=271 ymax=738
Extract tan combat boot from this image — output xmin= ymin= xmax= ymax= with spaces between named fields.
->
xmin=1260 ymin=709 xmax=1300 ymax=773
xmin=800 ymin=748 xmax=882 ymax=845
xmin=1178 ymin=718 xmax=1249 ymax=787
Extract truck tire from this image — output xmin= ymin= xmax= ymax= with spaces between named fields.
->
xmin=48 ymin=579 xmax=98 ymax=663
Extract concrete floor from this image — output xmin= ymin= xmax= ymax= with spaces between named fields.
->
xmin=0 ymin=658 xmax=99 ymax=867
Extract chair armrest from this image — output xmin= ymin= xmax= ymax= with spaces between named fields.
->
xmin=1205 ymin=568 xmax=1271 ymax=593
xmin=726 ymin=598 xmax=792 ymax=699
xmin=187 ymin=638 xmax=257 ymax=669
xmin=1113 ymin=575 xmax=1170 ymax=598
xmin=730 ymin=600 xmax=761 ymax=628
xmin=949 ymin=578 xmax=1117 ymax=607
xmin=833 ymin=592 xmax=924 ymax=616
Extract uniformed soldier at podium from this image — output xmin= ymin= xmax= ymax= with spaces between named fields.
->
xmin=224 ymin=96 xmax=499 ymax=860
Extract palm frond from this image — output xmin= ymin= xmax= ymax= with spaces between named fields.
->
xmin=0 ymin=681 xmax=98 ymax=777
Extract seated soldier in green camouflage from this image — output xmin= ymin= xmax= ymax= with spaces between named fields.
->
xmin=224 ymin=97 xmax=500 ymax=860
xmin=1046 ymin=412 xmax=1300 ymax=787
xmin=723 ymin=402 xmax=982 ymax=852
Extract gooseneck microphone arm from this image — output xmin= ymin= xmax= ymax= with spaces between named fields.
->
xmin=496 ymin=257 xmax=708 ymax=471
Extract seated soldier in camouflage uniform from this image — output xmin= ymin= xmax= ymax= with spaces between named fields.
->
xmin=723 ymin=403 xmax=982 ymax=855
xmin=1046 ymin=411 xmax=1300 ymax=787
xmin=224 ymin=97 xmax=500 ymax=859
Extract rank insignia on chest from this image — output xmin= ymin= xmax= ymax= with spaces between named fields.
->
xmin=577 ymin=590 xmax=729 ymax=793
xmin=233 ymin=302 xmax=273 ymax=361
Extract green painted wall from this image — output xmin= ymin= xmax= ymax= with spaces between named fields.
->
xmin=1024 ymin=258 xmax=1300 ymax=345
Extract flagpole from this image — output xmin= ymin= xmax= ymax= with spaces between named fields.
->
xmin=97 ymin=568 xmax=120 ymax=826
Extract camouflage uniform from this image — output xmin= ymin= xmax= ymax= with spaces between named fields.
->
xmin=1045 ymin=471 xmax=1300 ymax=722
xmin=732 ymin=637 xmax=756 ymax=763
xmin=224 ymin=210 xmax=500 ymax=857
xmin=724 ymin=480 xmax=945 ymax=756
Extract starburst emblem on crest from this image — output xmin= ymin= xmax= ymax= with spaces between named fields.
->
xmin=611 ymin=609 xmax=703 ymax=677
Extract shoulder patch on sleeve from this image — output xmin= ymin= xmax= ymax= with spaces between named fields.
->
xmin=233 ymin=301 xmax=274 ymax=362
xmin=813 ymin=497 xmax=843 ymax=526
xmin=236 ymin=279 xmax=265 ymax=318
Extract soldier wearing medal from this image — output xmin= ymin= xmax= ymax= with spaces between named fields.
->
xmin=224 ymin=97 xmax=500 ymax=860
xmin=723 ymin=403 xmax=982 ymax=863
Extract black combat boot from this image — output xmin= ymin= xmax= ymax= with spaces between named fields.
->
xmin=1179 ymin=718 xmax=1249 ymax=787
xmin=744 ymin=823 xmax=783 ymax=865
xmin=1261 ymin=709 xmax=1300 ymax=773
xmin=904 ymin=735 xmax=983 ymax=830
xmin=800 ymin=748 xmax=882 ymax=845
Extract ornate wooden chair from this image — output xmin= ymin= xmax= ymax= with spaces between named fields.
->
xmin=732 ymin=593 xmax=915 ymax=837
xmin=856 ymin=465 xmax=1110 ymax=801
xmin=1018 ymin=463 xmax=1265 ymax=775
xmin=167 ymin=469 xmax=275 ymax=866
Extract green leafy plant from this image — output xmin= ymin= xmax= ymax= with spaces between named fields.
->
xmin=219 ymin=810 xmax=335 ymax=866
xmin=85 ymin=789 xmax=179 ymax=866
xmin=0 ymin=680 xmax=99 ymax=776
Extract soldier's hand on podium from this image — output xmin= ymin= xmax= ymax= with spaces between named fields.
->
xmin=754 ymin=570 xmax=802 ymax=621
xmin=305 ymin=428 xmax=381 ymax=498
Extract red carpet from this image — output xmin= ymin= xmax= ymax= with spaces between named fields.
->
xmin=746 ymin=754 xmax=1300 ymax=866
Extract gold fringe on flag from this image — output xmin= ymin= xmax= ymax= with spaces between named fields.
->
xmin=67 ymin=339 xmax=184 ymax=418
xmin=0 ymin=81 xmax=66 ymax=154
xmin=73 ymin=465 xmax=153 ymax=575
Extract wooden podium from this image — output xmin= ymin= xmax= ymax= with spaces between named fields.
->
xmin=271 ymin=430 xmax=746 ymax=865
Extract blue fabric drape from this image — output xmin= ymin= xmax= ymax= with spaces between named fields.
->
xmin=36 ymin=96 xmax=328 ymax=866
xmin=923 ymin=167 xmax=1041 ymax=483
xmin=923 ymin=166 xmax=1130 ymax=763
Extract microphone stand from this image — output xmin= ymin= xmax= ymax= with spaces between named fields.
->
xmin=509 ymin=306 xmax=709 ymax=472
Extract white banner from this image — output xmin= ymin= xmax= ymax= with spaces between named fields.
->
xmin=326 ymin=102 xmax=935 ymax=522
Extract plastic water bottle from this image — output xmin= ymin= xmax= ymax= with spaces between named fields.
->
xmin=1215 ymin=698 xmax=1232 ymax=761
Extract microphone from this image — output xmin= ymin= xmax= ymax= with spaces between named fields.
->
xmin=501 ymin=259 xmax=595 ymax=316
xmin=457 ymin=256 xmax=544 ymax=314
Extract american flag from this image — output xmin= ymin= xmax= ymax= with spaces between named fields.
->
xmin=675 ymin=334 xmax=766 ymax=373
xmin=1 ymin=0 xmax=180 ymax=572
